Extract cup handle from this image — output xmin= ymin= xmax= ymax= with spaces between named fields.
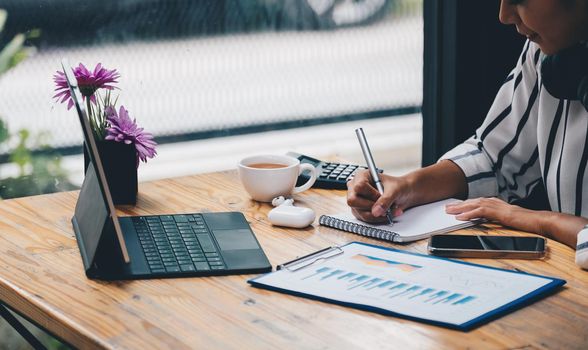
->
xmin=292 ymin=163 xmax=317 ymax=195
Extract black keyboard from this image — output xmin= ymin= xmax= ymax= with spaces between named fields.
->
xmin=132 ymin=214 xmax=226 ymax=273
xmin=288 ymin=152 xmax=382 ymax=190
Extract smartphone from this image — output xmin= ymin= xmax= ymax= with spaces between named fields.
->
xmin=427 ymin=234 xmax=546 ymax=259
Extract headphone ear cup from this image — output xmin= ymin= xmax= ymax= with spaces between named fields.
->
xmin=541 ymin=48 xmax=586 ymax=100
xmin=578 ymin=76 xmax=588 ymax=112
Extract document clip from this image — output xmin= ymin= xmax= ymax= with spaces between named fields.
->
xmin=278 ymin=246 xmax=343 ymax=272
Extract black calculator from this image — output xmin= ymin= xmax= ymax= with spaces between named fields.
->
xmin=287 ymin=152 xmax=383 ymax=190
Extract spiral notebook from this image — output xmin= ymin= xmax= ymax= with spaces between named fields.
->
xmin=319 ymin=199 xmax=477 ymax=243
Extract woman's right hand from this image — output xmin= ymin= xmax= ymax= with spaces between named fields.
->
xmin=346 ymin=170 xmax=414 ymax=223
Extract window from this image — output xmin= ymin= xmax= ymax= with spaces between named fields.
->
xmin=0 ymin=0 xmax=423 ymax=198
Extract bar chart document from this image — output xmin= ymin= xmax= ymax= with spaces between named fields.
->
xmin=249 ymin=242 xmax=565 ymax=330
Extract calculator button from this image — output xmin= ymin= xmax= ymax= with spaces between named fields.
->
xmin=328 ymin=175 xmax=338 ymax=179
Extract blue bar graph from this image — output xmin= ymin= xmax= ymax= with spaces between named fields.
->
xmin=303 ymin=266 xmax=477 ymax=307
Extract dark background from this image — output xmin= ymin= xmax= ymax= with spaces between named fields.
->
xmin=422 ymin=0 xmax=525 ymax=165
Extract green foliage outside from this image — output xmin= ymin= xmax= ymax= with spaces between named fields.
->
xmin=0 ymin=9 xmax=76 ymax=200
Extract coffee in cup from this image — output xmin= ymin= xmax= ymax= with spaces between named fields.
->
xmin=238 ymin=155 xmax=317 ymax=202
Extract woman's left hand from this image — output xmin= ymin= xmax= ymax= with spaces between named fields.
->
xmin=445 ymin=197 xmax=542 ymax=234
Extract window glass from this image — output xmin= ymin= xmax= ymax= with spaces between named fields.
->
xmin=0 ymin=0 xmax=423 ymax=199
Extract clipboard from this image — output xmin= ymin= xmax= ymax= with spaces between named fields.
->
xmin=249 ymin=242 xmax=565 ymax=331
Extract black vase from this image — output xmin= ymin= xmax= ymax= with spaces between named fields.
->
xmin=84 ymin=140 xmax=138 ymax=205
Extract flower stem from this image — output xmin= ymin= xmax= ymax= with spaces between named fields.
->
xmin=86 ymin=97 xmax=98 ymax=139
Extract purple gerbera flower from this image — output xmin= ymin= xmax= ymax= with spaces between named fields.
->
xmin=105 ymin=105 xmax=157 ymax=166
xmin=53 ymin=63 xmax=120 ymax=110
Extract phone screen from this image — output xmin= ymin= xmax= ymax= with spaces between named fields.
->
xmin=429 ymin=235 xmax=545 ymax=252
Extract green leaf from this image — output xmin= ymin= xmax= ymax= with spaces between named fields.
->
xmin=0 ymin=10 xmax=7 ymax=33
xmin=9 ymin=129 xmax=32 ymax=175
xmin=0 ymin=33 xmax=26 ymax=75
xmin=0 ymin=118 xmax=9 ymax=143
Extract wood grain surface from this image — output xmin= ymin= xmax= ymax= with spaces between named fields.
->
xmin=0 ymin=170 xmax=587 ymax=349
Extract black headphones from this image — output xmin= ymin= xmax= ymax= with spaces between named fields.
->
xmin=540 ymin=43 xmax=588 ymax=111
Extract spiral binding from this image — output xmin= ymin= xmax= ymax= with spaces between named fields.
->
xmin=319 ymin=215 xmax=398 ymax=242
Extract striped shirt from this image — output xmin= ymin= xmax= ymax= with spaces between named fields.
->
xmin=440 ymin=40 xmax=588 ymax=267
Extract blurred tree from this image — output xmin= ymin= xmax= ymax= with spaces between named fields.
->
xmin=0 ymin=9 xmax=76 ymax=199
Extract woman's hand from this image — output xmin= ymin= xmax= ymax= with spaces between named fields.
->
xmin=346 ymin=160 xmax=469 ymax=224
xmin=445 ymin=197 xmax=543 ymax=233
xmin=445 ymin=197 xmax=588 ymax=248
xmin=346 ymin=170 xmax=413 ymax=223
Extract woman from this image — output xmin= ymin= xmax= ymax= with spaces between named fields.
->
xmin=346 ymin=0 xmax=588 ymax=267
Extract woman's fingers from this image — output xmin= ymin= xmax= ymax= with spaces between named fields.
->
xmin=446 ymin=197 xmax=508 ymax=222
xmin=347 ymin=170 xmax=411 ymax=221
xmin=455 ymin=207 xmax=489 ymax=221
xmin=351 ymin=208 xmax=390 ymax=223
xmin=346 ymin=170 xmax=381 ymax=211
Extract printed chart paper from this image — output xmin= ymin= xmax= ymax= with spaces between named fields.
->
xmin=250 ymin=243 xmax=563 ymax=328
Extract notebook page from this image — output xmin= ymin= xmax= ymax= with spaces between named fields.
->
xmin=328 ymin=199 xmax=474 ymax=241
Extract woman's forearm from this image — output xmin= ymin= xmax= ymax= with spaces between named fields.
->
xmin=536 ymin=211 xmax=588 ymax=248
xmin=404 ymin=160 xmax=468 ymax=207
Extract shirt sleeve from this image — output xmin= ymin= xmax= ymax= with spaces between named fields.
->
xmin=576 ymin=226 xmax=588 ymax=269
xmin=439 ymin=40 xmax=543 ymax=201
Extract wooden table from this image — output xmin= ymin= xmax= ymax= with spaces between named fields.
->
xmin=1 ymin=170 xmax=587 ymax=349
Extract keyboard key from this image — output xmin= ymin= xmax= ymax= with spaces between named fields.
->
xmin=210 ymin=266 xmax=225 ymax=270
xmin=180 ymin=264 xmax=196 ymax=272
xmin=151 ymin=268 xmax=167 ymax=274
xmin=196 ymin=234 xmax=217 ymax=253
xmin=206 ymin=257 xmax=222 ymax=262
xmin=205 ymin=252 xmax=219 ymax=257
xmin=149 ymin=263 xmax=164 ymax=270
xmin=194 ymin=262 xmax=210 ymax=271
xmin=165 ymin=266 xmax=181 ymax=273
xmin=174 ymin=215 xmax=190 ymax=223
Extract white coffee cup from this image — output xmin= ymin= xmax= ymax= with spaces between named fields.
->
xmin=238 ymin=154 xmax=317 ymax=202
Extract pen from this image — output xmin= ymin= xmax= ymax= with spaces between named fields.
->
xmin=355 ymin=128 xmax=395 ymax=225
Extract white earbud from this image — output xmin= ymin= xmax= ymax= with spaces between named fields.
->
xmin=271 ymin=196 xmax=293 ymax=207
xmin=268 ymin=196 xmax=315 ymax=228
